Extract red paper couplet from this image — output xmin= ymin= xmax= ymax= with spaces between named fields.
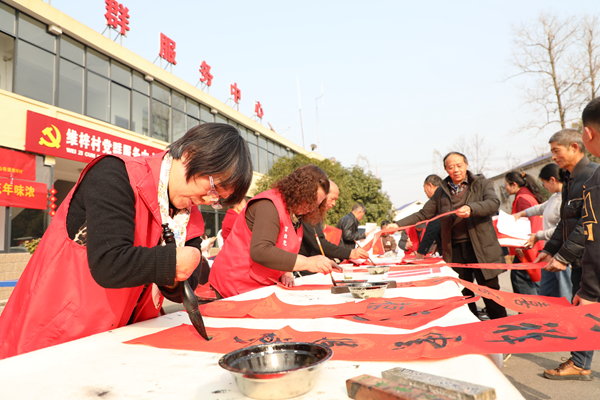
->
xmin=125 ymin=303 xmax=600 ymax=361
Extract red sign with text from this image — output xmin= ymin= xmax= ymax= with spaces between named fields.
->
xmin=104 ymin=0 xmax=130 ymax=36
xmin=0 ymin=147 xmax=36 ymax=181
xmin=0 ymin=178 xmax=46 ymax=210
xmin=25 ymin=111 xmax=163 ymax=164
xmin=159 ymin=33 xmax=177 ymax=65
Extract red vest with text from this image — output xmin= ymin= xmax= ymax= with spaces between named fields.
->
xmin=209 ymin=189 xmax=303 ymax=298
xmin=510 ymin=187 xmax=543 ymax=282
xmin=0 ymin=152 xmax=204 ymax=359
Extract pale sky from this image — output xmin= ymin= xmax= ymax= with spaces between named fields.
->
xmin=51 ymin=0 xmax=600 ymax=208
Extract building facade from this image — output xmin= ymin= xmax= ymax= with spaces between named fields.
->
xmin=0 ymin=0 xmax=322 ymax=253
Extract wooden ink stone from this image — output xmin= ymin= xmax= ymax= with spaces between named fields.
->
xmin=347 ymin=374 xmax=454 ymax=400
xmin=381 ymin=367 xmax=496 ymax=400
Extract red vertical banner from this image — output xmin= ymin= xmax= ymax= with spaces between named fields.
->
xmin=0 ymin=148 xmax=36 ymax=181
xmin=0 ymin=178 xmax=47 ymax=209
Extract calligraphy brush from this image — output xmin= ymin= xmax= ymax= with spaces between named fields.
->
xmin=355 ymin=240 xmax=376 ymax=266
xmin=315 ymin=233 xmax=336 ymax=286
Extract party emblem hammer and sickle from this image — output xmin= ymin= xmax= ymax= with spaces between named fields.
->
xmin=39 ymin=125 xmax=61 ymax=149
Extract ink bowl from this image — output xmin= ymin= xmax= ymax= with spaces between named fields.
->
xmin=347 ymin=282 xmax=389 ymax=299
xmin=366 ymin=265 xmax=391 ymax=275
xmin=218 ymin=342 xmax=333 ymax=399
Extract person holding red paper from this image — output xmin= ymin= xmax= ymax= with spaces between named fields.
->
xmin=504 ymin=171 xmax=545 ymax=295
xmin=209 ymin=165 xmax=338 ymax=298
xmin=512 ymin=163 xmax=570 ymax=299
xmin=396 ymin=152 xmax=507 ymax=320
xmin=543 ymin=98 xmax=600 ymax=380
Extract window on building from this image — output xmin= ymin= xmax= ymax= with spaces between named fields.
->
xmin=172 ymin=91 xmax=185 ymax=111
xmin=0 ymin=3 xmax=16 ymax=36
xmin=200 ymin=105 xmax=213 ymax=123
xmin=132 ymin=70 xmax=149 ymax=95
xmin=186 ymin=98 xmax=199 ymax=118
xmin=111 ymin=59 xmax=131 ymax=87
xmin=58 ymin=58 xmax=83 ymax=113
xmin=214 ymin=113 xmax=226 ymax=125
xmin=14 ymin=39 xmax=54 ymax=104
xmin=187 ymin=115 xmax=199 ymax=131
xmin=238 ymin=125 xmax=247 ymax=140
xmin=18 ymin=14 xmax=54 ymax=52
xmin=10 ymin=208 xmax=44 ymax=252
xmin=86 ymin=71 xmax=109 ymax=121
xmin=151 ymin=100 xmax=170 ymax=142
xmin=131 ymin=91 xmax=149 ymax=135
xmin=60 ymin=35 xmax=84 ymax=65
xmin=152 ymin=81 xmax=170 ymax=104
xmin=110 ymin=82 xmax=130 ymax=129
xmin=86 ymin=48 xmax=109 ymax=77
xmin=0 ymin=32 xmax=14 ymax=92
xmin=247 ymin=131 xmax=258 ymax=173
xmin=172 ymin=109 xmax=186 ymax=141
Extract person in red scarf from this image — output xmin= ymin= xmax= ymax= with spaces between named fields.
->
xmin=504 ymin=171 xmax=545 ymax=295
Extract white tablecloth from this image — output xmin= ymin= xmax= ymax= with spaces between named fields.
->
xmin=0 ymin=266 xmax=524 ymax=399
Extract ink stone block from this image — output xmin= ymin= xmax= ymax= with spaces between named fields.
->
xmin=381 ymin=367 xmax=496 ymax=400
xmin=331 ymin=280 xmax=396 ymax=294
xmin=347 ymin=374 xmax=454 ymax=400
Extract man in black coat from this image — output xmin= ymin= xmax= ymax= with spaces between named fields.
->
xmin=415 ymin=174 xmax=443 ymax=259
xmin=396 ymin=152 xmax=507 ymax=320
xmin=336 ymin=203 xmax=374 ymax=249
xmin=300 ymin=182 xmax=368 ymax=261
xmin=540 ymin=126 xmax=599 ymax=380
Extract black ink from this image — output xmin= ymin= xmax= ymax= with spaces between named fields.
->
xmin=313 ymin=337 xmax=359 ymax=348
xmin=393 ymin=332 xmax=462 ymax=350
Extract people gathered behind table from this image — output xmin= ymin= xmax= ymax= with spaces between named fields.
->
xmin=220 ymin=198 xmax=246 ymax=242
xmin=209 ymin=165 xmax=338 ymax=298
xmin=0 ymin=123 xmax=253 ymax=359
xmin=336 ymin=203 xmax=376 ymax=249
xmin=395 ymin=152 xmax=507 ymax=320
xmin=512 ymin=163 xmax=570 ymax=299
xmin=299 ymin=181 xmax=369 ymax=265
xmin=504 ymin=171 xmax=545 ymax=296
xmin=539 ymin=119 xmax=599 ymax=380
xmin=414 ymin=174 xmax=443 ymax=259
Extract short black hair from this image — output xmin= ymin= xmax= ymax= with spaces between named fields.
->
xmin=424 ymin=174 xmax=442 ymax=187
xmin=443 ymin=152 xmax=468 ymax=167
xmin=583 ymin=97 xmax=600 ymax=128
xmin=352 ymin=203 xmax=366 ymax=213
xmin=380 ymin=220 xmax=391 ymax=228
xmin=539 ymin=163 xmax=563 ymax=183
xmin=168 ymin=123 xmax=252 ymax=206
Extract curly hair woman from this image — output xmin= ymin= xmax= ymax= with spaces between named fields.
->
xmin=209 ymin=164 xmax=338 ymax=298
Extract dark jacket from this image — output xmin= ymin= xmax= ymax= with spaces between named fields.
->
xmin=417 ymin=219 xmax=441 ymax=255
xmin=543 ymin=156 xmax=599 ymax=269
xmin=580 ymin=167 xmax=600 ymax=301
xmin=336 ymin=212 xmax=365 ymax=249
xmin=396 ymin=171 xmax=504 ymax=280
xmin=299 ymin=221 xmax=352 ymax=260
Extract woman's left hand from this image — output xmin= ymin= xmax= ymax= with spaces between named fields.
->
xmin=523 ymin=233 xmax=538 ymax=249
xmin=280 ymin=272 xmax=295 ymax=287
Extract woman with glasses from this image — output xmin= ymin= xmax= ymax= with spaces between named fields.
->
xmin=209 ymin=164 xmax=338 ymax=298
xmin=0 ymin=123 xmax=252 ymax=359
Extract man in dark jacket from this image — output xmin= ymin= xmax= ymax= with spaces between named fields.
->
xmin=396 ymin=152 xmax=507 ymax=319
xmin=300 ymin=182 xmax=368 ymax=261
xmin=539 ymin=127 xmax=599 ymax=380
xmin=337 ymin=203 xmax=373 ymax=249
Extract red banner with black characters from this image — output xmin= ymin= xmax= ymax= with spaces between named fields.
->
xmin=25 ymin=111 xmax=163 ymax=163
xmin=125 ymin=302 xmax=600 ymax=361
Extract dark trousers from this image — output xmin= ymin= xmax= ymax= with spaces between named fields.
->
xmin=570 ymin=266 xmax=595 ymax=369
xmin=451 ymin=242 xmax=507 ymax=319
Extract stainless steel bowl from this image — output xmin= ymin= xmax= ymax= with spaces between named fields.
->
xmin=347 ymin=282 xmax=389 ymax=299
xmin=218 ymin=342 xmax=333 ymax=400
xmin=366 ymin=265 xmax=391 ymax=274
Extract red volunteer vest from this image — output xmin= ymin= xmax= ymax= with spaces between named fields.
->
xmin=0 ymin=152 xmax=204 ymax=359
xmin=510 ymin=187 xmax=543 ymax=282
xmin=209 ymin=189 xmax=303 ymax=298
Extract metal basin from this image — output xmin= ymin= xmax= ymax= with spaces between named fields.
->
xmin=218 ymin=342 xmax=333 ymax=400
xmin=366 ymin=265 xmax=391 ymax=275
xmin=347 ymin=282 xmax=389 ymax=299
